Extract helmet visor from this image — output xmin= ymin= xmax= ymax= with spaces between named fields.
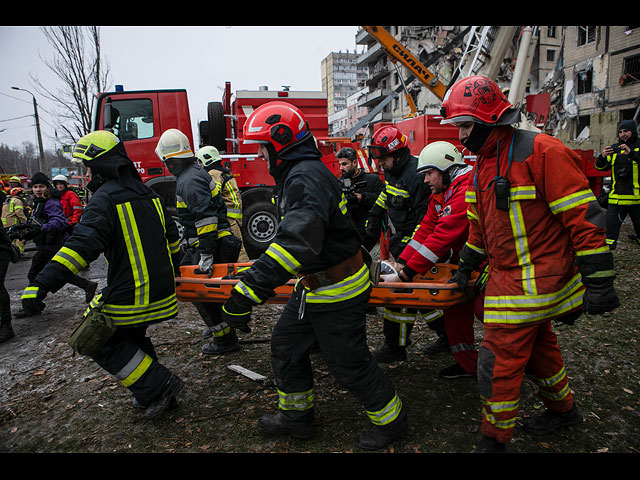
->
xmin=367 ymin=145 xmax=389 ymax=160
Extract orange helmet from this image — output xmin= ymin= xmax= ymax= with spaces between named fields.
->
xmin=9 ymin=187 xmax=23 ymax=196
xmin=243 ymin=101 xmax=311 ymax=154
xmin=368 ymin=126 xmax=408 ymax=160
xmin=440 ymin=76 xmax=519 ymax=126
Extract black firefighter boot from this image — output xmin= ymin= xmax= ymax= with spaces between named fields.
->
xmin=0 ymin=317 xmax=15 ymax=344
xmin=258 ymin=409 xmax=314 ymax=439
xmin=145 ymin=374 xmax=185 ymax=418
xmin=202 ymin=330 xmax=241 ymax=355
xmin=424 ymin=316 xmax=450 ymax=355
xmin=522 ymin=403 xmax=583 ymax=435
xmin=358 ymin=408 xmax=409 ymax=450
xmin=372 ymin=343 xmax=407 ymax=363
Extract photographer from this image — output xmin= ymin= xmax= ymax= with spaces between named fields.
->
xmin=336 ymin=147 xmax=384 ymax=251
xmin=595 ymin=119 xmax=640 ymax=249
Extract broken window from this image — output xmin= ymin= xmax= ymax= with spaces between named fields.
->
xmin=621 ymin=53 xmax=640 ymax=86
xmin=577 ymin=26 xmax=596 ymax=46
xmin=576 ymin=68 xmax=593 ymax=94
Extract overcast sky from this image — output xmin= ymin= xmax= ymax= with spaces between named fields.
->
xmin=0 ymin=25 xmax=360 ymax=153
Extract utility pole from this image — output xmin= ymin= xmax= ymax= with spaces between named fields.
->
xmin=12 ymin=86 xmax=45 ymax=173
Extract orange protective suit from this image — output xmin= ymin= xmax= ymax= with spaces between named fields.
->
xmin=465 ymin=125 xmax=609 ymax=442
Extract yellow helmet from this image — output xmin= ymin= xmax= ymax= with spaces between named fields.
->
xmin=72 ymin=130 xmax=120 ymax=163
xmin=196 ymin=145 xmax=222 ymax=168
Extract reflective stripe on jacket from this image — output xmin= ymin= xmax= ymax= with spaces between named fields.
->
xmin=466 ymin=126 xmax=609 ymax=326
xmin=35 ymin=179 xmax=181 ymax=327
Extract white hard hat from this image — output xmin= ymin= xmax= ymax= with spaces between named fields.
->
xmin=155 ymin=128 xmax=193 ymax=162
xmin=417 ymin=141 xmax=465 ymax=174
xmin=52 ymin=174 xmax=68 ymax=183
xmin=196 ymin=145 xmax=222 ymax=168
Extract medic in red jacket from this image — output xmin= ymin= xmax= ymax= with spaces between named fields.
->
xmin=382 ymin=141 xmax=482 ymax=379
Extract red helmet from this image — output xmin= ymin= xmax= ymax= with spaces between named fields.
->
xmin=440 ymin=76 xmax=519 ymax=126
xmin=9 ymin=187 xmax=23 ymax=196
xmin=243 ymin=101 xmax=311 ymax=154
xmin=368 ymin=126 xmax=408 ymax=159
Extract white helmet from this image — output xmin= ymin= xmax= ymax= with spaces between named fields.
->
xmin=417 ymin=141 xmax=465 ymax=174
xmin=155 ymin=128 xmax=193 ymax=162
xmin=196 ymin=145 xmax=222 ymax=168
xmin=52 ymin=174 xmax=68 ymax=184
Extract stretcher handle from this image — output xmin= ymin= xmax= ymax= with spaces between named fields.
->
xmin=175 ymin=277 xmax=475 ymax=291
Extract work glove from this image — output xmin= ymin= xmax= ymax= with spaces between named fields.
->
xmin=576 ymin=251 xmax=620 ymax=315
xmin=581 ymin=276 xmax=620 ymax=315
xmin=365 ymin=215 xmax=381 ymax=239
xmin=196 ymin=253 xmax=215 ymax=276
xmin=221 ymin=291 xmax=254 ymax=333
xmin=447 ymin=245 xmax=486 ymax=293
xmin=21 ymin=284 xmax=48 ymax=315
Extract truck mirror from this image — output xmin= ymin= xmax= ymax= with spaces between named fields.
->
xmin=103 ymin=98 xmax=115 ymax=130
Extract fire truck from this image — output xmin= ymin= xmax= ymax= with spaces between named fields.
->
xmin=93 ymin=82 xmax=367 ymax=258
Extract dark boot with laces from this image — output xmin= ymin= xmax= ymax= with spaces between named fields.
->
xmin=258 ymin=410 xmax=314 ymax=439
xmin=471 ymin=435 xmax=507 ymax=453
xmin=522 ymin=403 xmax=583 ymax=435
xmin=357 ymin=409 xmax=409 ymax=450
xmin=145 ymin=374 xmax=184 ymax=418
xmin=371 ymin=343 xmax=407 ymax=363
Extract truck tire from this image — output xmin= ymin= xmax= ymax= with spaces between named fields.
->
xmin=241 ymin=196 xmax=278 ymax=259
xmin=207 ymin=101 xmax=226 ymax=152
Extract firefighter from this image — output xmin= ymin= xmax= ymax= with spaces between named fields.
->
xmin=381 ymin=141 xmax=482 ymax=378
xmin=220 ymin=101 xmax=407 ymax=450
xmin=195 ymin=145 xmax=249 ymax=262
xmin=2 ymin=187 xmax=28 ymax=255
xmin=155 ymin=129 xmax=242 ymax=355
xmin=336 ymin=147 xmax=384 ymax=252
xmin=19 ymin=131 xmax=184 ymax=417
xmin=365 ymin=126 xmax=449 ymax=362
xmin=52 ymin=174 xmax=84 ymax=231
xmin=594 ymin=119 xmax=640 ymax=249
xmin=440 ymin=76 xmax=620 ymax=452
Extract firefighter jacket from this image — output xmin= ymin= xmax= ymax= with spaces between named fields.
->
xmin=368 ymin=149 xmax=431 ymax=245
xmin=32 ymin=178 xmax=181 ymax=328
xmin=594 ymin=136 xmax=640 ymax=205
xmin=465 ymin=126 xmax=610 ymax=326
xmin=207 ymin=165 xmax=243 ymax=225
xmin=232 ymin=144 xmax=370 ymax=312
xmin=1 ymin=195 xmax=27 ymax=227
xmin=399 ymin=166 xmax=473 ymax=276
xmin=175 ymin=162 xmax=231 ymax=253
xmin=59 ymin=188 xmax=84 ymax=225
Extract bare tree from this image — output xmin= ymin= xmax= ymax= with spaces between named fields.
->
xmin=30 ymin=26 xmax=112 ymax=146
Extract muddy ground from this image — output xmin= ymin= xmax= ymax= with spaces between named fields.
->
xmin=1 ymin=223 xmax=639 ymax=456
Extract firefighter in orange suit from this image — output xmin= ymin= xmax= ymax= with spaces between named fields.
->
xmin=441 ymin=76 xmax=620 ymax=452
xmin=380 ymin=141 xmax=482 ymax=379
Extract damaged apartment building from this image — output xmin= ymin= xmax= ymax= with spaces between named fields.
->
xmin=326 ymin=26 xmax=640 ymax=153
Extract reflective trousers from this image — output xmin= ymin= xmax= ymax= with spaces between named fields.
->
xmin=604 ymin=202 xmax=640 ymax=249
xmin=381 ymin=308 xmax=445 ymax=347
xmin=478 ymin=320 xmax=574 ymax=443
xmin=443 ymin=291 xmax=484 ymax=375
xmin=271 ymin=285 xmax=402 ymax=426
xmin=92 ymin=325 xmax=173 ymax=405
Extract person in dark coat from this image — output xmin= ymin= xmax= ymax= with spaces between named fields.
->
xmin=13 ymin=172 xmax=97 ymax=318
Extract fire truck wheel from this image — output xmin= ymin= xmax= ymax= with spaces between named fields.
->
xmin=241 ymin=199 xmax=278 ymax=259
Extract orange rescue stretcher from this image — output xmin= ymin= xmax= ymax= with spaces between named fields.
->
xmin=176 ymin=262 xmax=478 ymax=309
